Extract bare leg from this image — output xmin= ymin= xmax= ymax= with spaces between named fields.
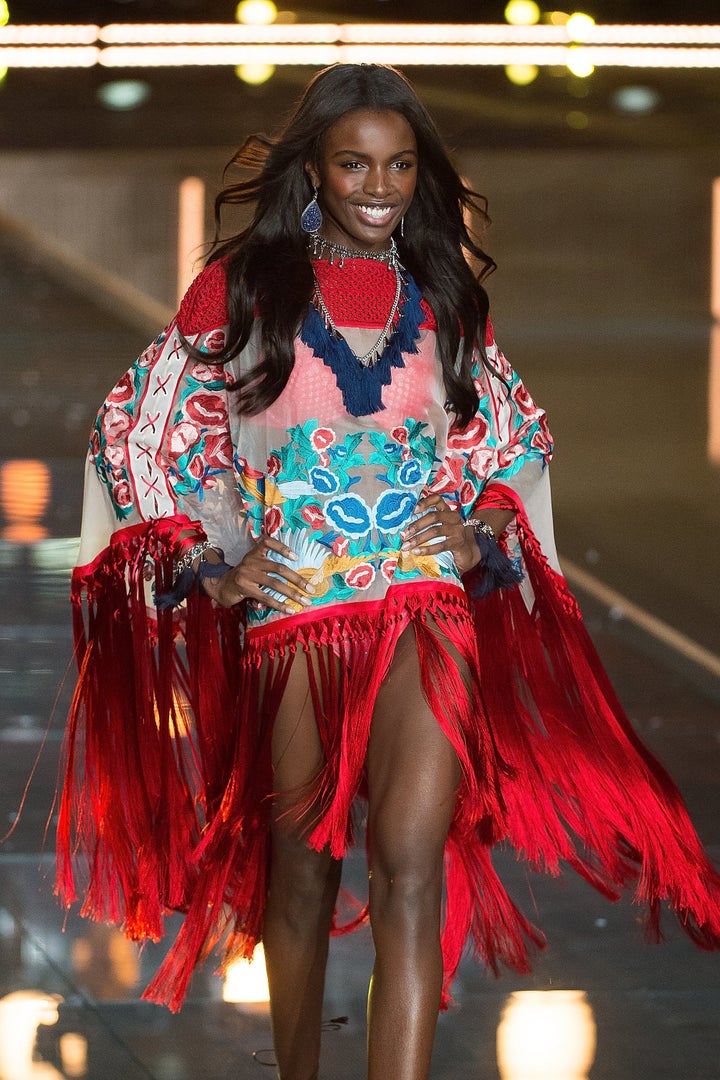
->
xmin=366 ymin=629 xmax=462 ymax=1080
xmin=262 ymin=652 xmax=343 ymax=1080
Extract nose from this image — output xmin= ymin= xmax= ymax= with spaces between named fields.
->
xmin=363 ymin=166 xmax=392 ymax=198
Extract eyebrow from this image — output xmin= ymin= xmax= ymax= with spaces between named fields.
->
xmin=331 ymin=148 xmax=418 ymax=159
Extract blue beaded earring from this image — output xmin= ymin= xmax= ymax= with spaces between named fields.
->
xmin=301 ymin=185 xmax=323 ymax=234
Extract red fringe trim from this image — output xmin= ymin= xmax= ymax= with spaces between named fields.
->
xmin=57 ymin=507 xmax=720 ymax=1013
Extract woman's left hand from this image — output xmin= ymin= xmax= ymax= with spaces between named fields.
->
xmin=400 ymin=494 xmax=481 ymax=575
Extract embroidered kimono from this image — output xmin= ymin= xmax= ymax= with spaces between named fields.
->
xmin=57 ymin=256 xmax=720 ymax=1012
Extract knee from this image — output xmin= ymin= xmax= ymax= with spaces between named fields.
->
xmin=368 ymin=848 xmax=444 ymax=932
xmin=269 ymin=836 xmax=340 ymax=929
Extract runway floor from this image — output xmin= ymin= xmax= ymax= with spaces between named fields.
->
xmin=1 ymin=230 xmax=719 ymax=1079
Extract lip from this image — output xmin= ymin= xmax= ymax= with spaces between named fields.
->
xmin=353 ymin=203 xmax=399 ymax=226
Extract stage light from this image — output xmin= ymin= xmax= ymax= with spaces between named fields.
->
xmin=223 ymin=943 xmax=270 ymax=1003
xmin=0 ymin=2 xmax=8 ymax=27
xmin=236 ymin=60 xmax=275 ymax=84
xmin=0 ymin=991 xmax=63 ymax=1080
xmin=0 ymin=460 xmax=50 ymax=543
xmin=505 ymin=1 xmax=541 ymax=26
xmin=97 ymin=78 xmax=151 ymax=110
xmin=610 ymin=84 xmax=661 ymax=113
xmin=505 ymin=62 xmax=539 ymax=84
xmin=497 ymin=990 xmax=597 ymax=1080
xmin=567 ymin=12 xmax=596 ymax=41
xmin=236 ymin=0 xmax=278 ymax=25
xmin=566 ymin=46 xmax=594 ymax=76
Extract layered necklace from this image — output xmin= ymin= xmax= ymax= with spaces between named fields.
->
xmin=301 ymin=233 xmax=425 ymax=417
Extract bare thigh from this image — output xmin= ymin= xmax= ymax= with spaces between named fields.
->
xmin=367 ymin=627 xmax=463 ymax=899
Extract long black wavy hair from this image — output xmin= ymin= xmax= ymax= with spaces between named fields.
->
xmin=205 ymin=62 xmax=496 ymax=427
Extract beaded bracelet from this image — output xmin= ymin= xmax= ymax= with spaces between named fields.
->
xmin=465 ymin=518 xmax=496 ymax=541
xmin=173 ymin=539 xmax=213 ymax=578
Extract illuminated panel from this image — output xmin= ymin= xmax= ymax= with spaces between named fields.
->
xmin=99 ymin=21 xmax=341 ymax=44
xmin=0 ymin=23 xmax=99 ymax=43
xmin=1 ymin=22 xmax=720 ymax=47
xmin=0 ymin=45 xmax=99 ymax=65
xmin=177 ymin=176 xmax=206 ymax=307
xmin=712 ymin=177 xmax=720 ymax=320
xmin=709 ymin=324 xmax=720 ymax=466
xmin=94 ymin=42 xmax=720 ymax=67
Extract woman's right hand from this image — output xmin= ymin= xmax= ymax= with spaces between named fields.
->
xmin=202 ymin=536 xmax=315 ymax=613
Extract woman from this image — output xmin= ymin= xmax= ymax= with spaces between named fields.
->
xmin=58 ymin=64 xmax=720 ymax=1080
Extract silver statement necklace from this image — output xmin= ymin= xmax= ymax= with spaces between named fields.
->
xmin=311 ymin=257 xmax=403 ymax=368
xmin=307 ymin=233 xmax=400 ymax=270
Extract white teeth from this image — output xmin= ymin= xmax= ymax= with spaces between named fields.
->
xmin=358 ymin=205 xmax=392 ymax=219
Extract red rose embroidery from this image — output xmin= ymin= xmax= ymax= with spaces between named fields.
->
xmin=496 ymin=443 xmax=523 ymax=470
xmin=185 ymin=392 xmax=227 ymax=426
xmin=265 ymin=506 xmax=283 ymax=535
xmin=168 ymin=421 xmax=201 ymax=459
xmin=112 ymin=481 xmax=133 ymax=508
xmin=467 ymin=447 xmax=495 ymax=480
xmin=188 ymin=455 xmax=205 ymax=480
xmin=428 ymin=457 xmax=463 ymax=495
xmin=311 ymin=427 xmax=335 ymax=451
xmin=102 ymin=407 xmax=131 ymax=439
xmin=391 ymin=426 xmax=409 ymax=444
xmin=204 ymin=432 xmax=233 ymax=470
xmin=107 ymin=372 xmax=134 ymax=405
xmin=381 ymin=557 xmax=398 ymax=583
xmin=203 ymin=330 xmax=226 ymax=354
xmin=531 ymin=425 xmax=553 ymax=454
xmin=267 ymin=453 xmax=281 ymax=477
xmin=459 ymin=480 xmax=477 ymax=506
xmin=510 ymin=380 xmax=539 ymax=418
xmin=345 ymin=563 xmax=375 ymax=590
xmin=104 ymin=443 xmax=125 ymax=469
xmin=301 ymin=505 xmax=325 ymax=528
xmin=138 ymin=340 xmax=160 ymax=369
xmin=332 ymin=536 xmax=349 ymax=556
xmin=190 ymin=361 xmax=224 ymax=383
xmin=447 ymin=415 xmax=490 ymax=451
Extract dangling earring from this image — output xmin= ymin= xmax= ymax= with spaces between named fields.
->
xmin=301 ymin=185 xmax=323 ymax=234
xmin=400 ymin=215 xmax=405 ymax=239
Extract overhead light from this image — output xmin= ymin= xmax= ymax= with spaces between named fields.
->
xmin=610 ymin=84 xmax=661 ymax=113
xmin=0 ymin=1 xmax=8 ymax=27
xmin=505 ymin=1 xmax=541 ymax=26
xmin=236 ymin=0 xmax=278 ymax=25
xmin=236 ymin=61 xmax=275 ymax=84
xmin=566 ymin=12 xmax=596 ymax=41
xmin=505 ymin=62 xmax=539 ymax=84
xmin=566 ymin=46 xmax=595 ymax=76
xmin=97 ymin=78 xmax=151 ymax=110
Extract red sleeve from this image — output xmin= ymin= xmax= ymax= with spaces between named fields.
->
xmin=177 ymin=258 xmax=229 ymax=335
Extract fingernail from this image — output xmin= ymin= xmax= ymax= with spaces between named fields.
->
xmin=305 ymin=583 xmax=315 ymax=594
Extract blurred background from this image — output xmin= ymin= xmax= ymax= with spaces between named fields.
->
xmin=1 ymin=2 xmax=720 ymax=1078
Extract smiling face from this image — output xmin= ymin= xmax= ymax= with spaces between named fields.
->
xmin=306 ymin=108 xmax=418 ymax=253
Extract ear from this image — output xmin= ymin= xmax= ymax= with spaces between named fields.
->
xmin=305 ymin=161 xmax=320 ymax=190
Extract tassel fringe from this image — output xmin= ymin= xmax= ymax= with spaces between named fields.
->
xmin=57 ymin=508 xmax=720 ymax=1012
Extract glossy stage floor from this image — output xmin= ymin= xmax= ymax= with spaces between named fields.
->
xmin=1 ymin=225 xmax=719 ymax=1080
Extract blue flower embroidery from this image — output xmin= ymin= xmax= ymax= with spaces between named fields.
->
xmin=397 ymin=459 xmax=423 ymax=487
xmin=309 ymin=466 xmax=340 ymax=495
xmin=374 ymin=490 xmax=416 ymax=532
xmin=325 ymin=494 xmax=373 ymax=537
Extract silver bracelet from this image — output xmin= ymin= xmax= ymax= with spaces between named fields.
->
xmin=173 ymin=539 xmax=212 ymax=577
xmin=465 ymin=518 xmax=496 ymax=541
